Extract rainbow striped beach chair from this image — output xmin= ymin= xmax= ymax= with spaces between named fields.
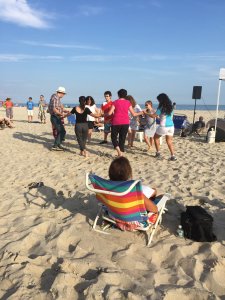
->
xmin=86 ymin=172 xmax=171 ymax=246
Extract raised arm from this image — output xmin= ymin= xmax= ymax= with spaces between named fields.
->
xmin=90 ymin=111 xmax=102 ymax=118
xmin=129 ymin=106 xmax=143 ymax=117
xmin=143 ymin=109 xmax=157 ymax=118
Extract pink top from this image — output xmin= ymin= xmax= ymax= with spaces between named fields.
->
xmin=112 ymin=99 xmax=131 ymax=125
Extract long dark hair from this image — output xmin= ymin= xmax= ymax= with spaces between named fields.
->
xmin=157 ymin=93 xmax=173 ymax=115
xmin=79 ymin=96 xmax=86 ymax=110
xmin=85 ymin=96 xmax=95 ymax=106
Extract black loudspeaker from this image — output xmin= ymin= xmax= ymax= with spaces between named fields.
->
xmin=192 ymin=86 xmax=202 ymax=99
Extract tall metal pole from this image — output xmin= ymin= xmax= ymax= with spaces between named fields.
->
xmin=215 ymin=79 xmax=222 ymax=136
xmin=192 ymin=98 xmax=197 ymax=125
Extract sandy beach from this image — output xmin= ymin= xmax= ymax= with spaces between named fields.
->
xmin=0 ymin=107 xmax=225 ymax=299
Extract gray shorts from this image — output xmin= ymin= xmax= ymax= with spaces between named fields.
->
xmin=104 ymin=123 xmax=111 ymax=133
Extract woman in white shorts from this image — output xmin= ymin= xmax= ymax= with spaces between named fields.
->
xmin=144 ymin=93 xmax=176 ymax=161
xmin=126 ymin=95 xmax=142 ymax=147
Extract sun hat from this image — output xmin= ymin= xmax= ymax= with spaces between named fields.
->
xmin=56 ymin=86 xmax=66 ymax=94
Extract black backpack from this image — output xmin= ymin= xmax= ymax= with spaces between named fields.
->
xmin=181 ymin=206 xmax=216 ymax=242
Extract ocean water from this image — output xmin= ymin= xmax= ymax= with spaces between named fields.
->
xmin=61 ymin=104 xmax=225 ymax=110
xmin=11 ymin=103 xmax=225 ymax=111
xmin=173 ymin=104 xmax=225 ymax=111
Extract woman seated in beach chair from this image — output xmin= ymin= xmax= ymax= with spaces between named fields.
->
xmin=109 ymin=157 xmax=158 ymax=215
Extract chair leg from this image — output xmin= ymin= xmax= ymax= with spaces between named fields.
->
xmin=93 ymin=205 xmax=103 ymax=230
xmin=147 ymin=227 xmax=155 ymax=247
xmin=92 ymin=206 xmax=111 ymax=235
xmin=147 ymin=202 xmax=167 ymax=247
xmin=158 ymin=215 xmax=162 ymax=225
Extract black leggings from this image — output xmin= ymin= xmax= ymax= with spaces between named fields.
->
xmin=111 ymin=124 xmax=129 ymax=152
xmin=75 ymin=123 xmax=88 ymax=151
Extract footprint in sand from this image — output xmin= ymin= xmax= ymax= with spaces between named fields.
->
xmin=204 ymin=260 xmax=225 ymax=296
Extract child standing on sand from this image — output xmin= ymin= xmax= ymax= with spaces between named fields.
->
xmin=126 ymin=95 xmax=142 ymax=148
xmin=143 ymin=101 xmax=156 ymax=151
xmin=4 ymin=98 xmax=14 ymax=121
xmin=26 ymin=97 xmax=34 ymax=123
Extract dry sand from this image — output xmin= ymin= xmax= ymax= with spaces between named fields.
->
xmin=0 ymin=107 xmax=225 ymax=299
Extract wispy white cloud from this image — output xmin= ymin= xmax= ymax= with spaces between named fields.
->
xmin=0 ymin=0 xmax=51 ymax=28
xmin=120 ymin=67 xmax=178 ymax=76
xmin=1 ymin=51 xmax=224 ymax=64
xmin=71 ymin=55 xmax=128 ymax=62
xmin=77 ymin=5 xmax=104 ymax=17
xmin=0 ymin=54 xmax=63 ymax=62
xmin=191 ymin=54 xmax=225 ymax=61
xmin=20 ymin=40 xmax=102 ymax=50
xmin=138 ymin=54 xmax=168 ymax=61
xmin=70 ymin=54 xmax=168 ymax=62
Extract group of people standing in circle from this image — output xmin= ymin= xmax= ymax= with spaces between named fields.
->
xmin=48 ymin=87 xmax=177 ymax=161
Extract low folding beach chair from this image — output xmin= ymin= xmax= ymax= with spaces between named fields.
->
xmin=86 ymin=173 xmax=170 ymax=246
xmin=173 ymin=114 xmax=190 ymax=135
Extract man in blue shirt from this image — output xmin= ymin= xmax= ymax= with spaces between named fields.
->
xmin=26 ymin=97 xmax=34 ymax=123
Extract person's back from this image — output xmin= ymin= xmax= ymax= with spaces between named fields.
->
xmin=112 ymin=98 xmax=131 ymax=125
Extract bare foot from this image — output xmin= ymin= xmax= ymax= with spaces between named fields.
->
xmin=83 ymin=150 xmax=89 ymax=158
xmin=116 ymin=151 xmax=124 ymax=157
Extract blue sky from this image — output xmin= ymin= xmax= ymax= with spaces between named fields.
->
xmin=1 ymin=0 xmax=225 ymax=105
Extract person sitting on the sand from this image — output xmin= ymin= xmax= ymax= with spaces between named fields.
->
xmin=192 ymin=116 xmax=205 ymax=134
xmin=0 ymin=117 xmax=14 ymax=128
xmin=108 ymin=156 xmax=158 ymax=214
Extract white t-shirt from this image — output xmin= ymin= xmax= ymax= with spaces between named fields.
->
xmin=86 ymin=104 xmax=96 ymax=121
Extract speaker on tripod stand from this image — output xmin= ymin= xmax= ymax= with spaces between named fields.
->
xmin=192 ymin=86 xmax=202 ymax=125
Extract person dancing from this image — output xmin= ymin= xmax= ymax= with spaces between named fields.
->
xmin=107 ymin=89 xmax=143 ymax=157
xmin=144 ymin=93 xmax=176 ymax=161
xmin=143 ymin=100 xmax=156 ymax=151
xmin=85 ymin=96 xmax=97 ymax=142
xmin=70 ymin=96 xmax=101 ymax=157
xmin=126 ymin=95 xmax=142 ymax=148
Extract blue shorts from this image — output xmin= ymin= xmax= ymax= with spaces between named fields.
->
xmin=104 ymin=123 xmax=111 ymax=133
